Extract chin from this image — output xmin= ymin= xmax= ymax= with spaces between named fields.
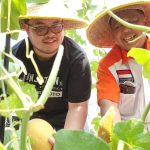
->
xmin=122 ymin=43 xmax=136 ymax=51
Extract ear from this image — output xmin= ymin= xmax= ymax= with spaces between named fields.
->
xmin=20 ymin=23 xmax=29 ymax=31
xmin=20 ymin=23 xmax=30 ymax=36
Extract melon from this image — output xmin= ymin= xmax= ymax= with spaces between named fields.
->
xmin=27 ymin=118 xmax=54 ymax=150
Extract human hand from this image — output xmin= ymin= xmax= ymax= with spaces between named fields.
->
xmin=49 ymin=136 xmax=55 ymax=150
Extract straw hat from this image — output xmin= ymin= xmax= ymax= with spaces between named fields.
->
xmin=19 ymin=1 xmax=88 ymax=29
xmin=87 ymin=0 xmax=150 ymax=48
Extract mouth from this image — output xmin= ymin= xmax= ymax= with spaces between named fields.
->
xmin=123 ymin=34 xmax=137 ymax=43
xmin=43 ymin=38 xmax=57 ymax=44
xmin=43 ymin=40 xmax=56 ymax=44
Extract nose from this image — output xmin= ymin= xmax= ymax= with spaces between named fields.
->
xmin=122 ymin=26 xmax=132 ymax=33
xmin=46 ymin=29 xmax=55 ymax=36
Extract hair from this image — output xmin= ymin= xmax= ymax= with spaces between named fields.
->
xmin=21 ymin=19 xmax=29 ymax=24
xmin=19 ymin=19 xmax=29 ymax=26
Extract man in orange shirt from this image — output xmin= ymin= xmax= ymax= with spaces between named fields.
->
xmin=87 ymin=0 xmax=150 ymax=130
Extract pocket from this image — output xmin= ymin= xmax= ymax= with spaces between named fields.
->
xmin=119 ymin=81 xmax=136 ymax=94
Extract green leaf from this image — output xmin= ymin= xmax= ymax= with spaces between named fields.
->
xmin=90 ymin=60 xmax=98 ymax=71
xmin=127 ymin=48 xmax=150 ymax=79
xmin=0 ymin=142 xmax=5 ymax=150
xmin=65 ymin=30 xmax=86 ymax=45
xmin=0 ymin=93 xmax=23 ymax=117
xmin=127 ymin=48 xmax=150 ymax=65
xmin=0 ymin=80 xmax=37 ymax=118
xmin=0 ymin=60 xmax=20 ymax=76
xmin=143 ymin=61 xmax=150 ymax=79
xmin=113 ymin=119 xmax=144 ymax=142
xmin=4 ymin=128 xmax=19 ymax=150
xmin=111 ymin=118 xmax=150 ymax=149
xmin=5 ymin=80 xmax=38 ymax=103
xmin=4 ymin=127 xmax=13 ymax=145
xmin=19 ymin=81 xmax=38 ymax=103
xmin=133 ymin=132 xmax=150 ymax=149
xmin=91 ymin=83 xmax=96 ymax=89
xmin=1 ymin=0 xmax=26 ymax=39
xmin=110 ymin=133 xmax=120 ymax=150
xmin=132 ymin=147 xmax=147 ymax=150
xmin=91 ymin=116 xmax=101 ymax=132
xmin=54 ymin=129 xmax=109 ymax=150
xmin=93 ymin=49 xmax=100 ymax=56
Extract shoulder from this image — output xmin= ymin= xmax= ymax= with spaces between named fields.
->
xmin=63 ymin=36 xmax=85 ymax=54
xmin=100 ymin=45 xmax=122 ymax=69
xmin=63 ymin=36 xmax=82 ymax=49
xmin=12 ymin=39 xmax=26 ymax=56
xmin=62 ymin=36 xmax=88 ymax=61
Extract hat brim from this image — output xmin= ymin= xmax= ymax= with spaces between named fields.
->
xmin=19 ymin=2 xmax=88 ymax=30
xmin=87 ymin=0 xmax=150 ymax=48
xmin=19 ymin=16 xmax=88 ymax=29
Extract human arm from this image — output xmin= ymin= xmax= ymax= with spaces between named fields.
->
xmin=62 ymin=42 xmax=91 ymax=130
xmin=49 ymin=100 xmax=89 ymax=149
xmin=64 ymin=100 xmax=89 ymax=130
xmin=49 ymin=41 xmax=91 ymax=147
xmin=96 ymin=57 xmax=121 ymax=124
xmin=99 ymin=99 xmax=121 ymax=124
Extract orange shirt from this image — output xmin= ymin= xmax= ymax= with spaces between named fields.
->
xmin=97 ymin=38 xmax=150 ymax=104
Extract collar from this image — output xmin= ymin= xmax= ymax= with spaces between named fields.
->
xmin=119 ymin=36 xmax=150 ymax=64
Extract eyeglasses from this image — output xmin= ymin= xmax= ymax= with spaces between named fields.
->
xmin=27 ymin=23 xmax=64 ymax=36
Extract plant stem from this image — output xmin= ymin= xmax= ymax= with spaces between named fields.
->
xmin=25 ymin=38 xmax=44 ymax=85
xmin=7 ymin=0 xmax=11 ymax=31
xmin=36 ymin=45 xmax=64 ymax=106
xmin=141 ymin=101 xmax=150 ymax=122
xmin=117 ymin=140 xmax=124 ymax=150
xmin=108 ymin=10 xmax=150 ymax=32
xmin=0 ymin=65 xmax=30 ymax=108
xmin=20 ymin=111 xmax=31 ymax=150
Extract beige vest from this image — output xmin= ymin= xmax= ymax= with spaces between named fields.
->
xmin=109 ymin=59 xmax=150 ymax=130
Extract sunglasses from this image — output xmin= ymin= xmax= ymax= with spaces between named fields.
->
xmin=27 ymin=23 xmax=64 ymax=36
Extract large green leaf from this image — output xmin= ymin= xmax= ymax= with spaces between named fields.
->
xmin=113 ymin=119 xmax=144 ymax=142
xmin=133 ymin=132 xmax=150 ymax=149
xmin=127 ymin=48 xmax=150 ymax=65
xmin=127 ymin=48 xmax=150 ymax=79
xmin=0 ymin=81 xmax=38 ymax=118
xmin=54 ymin=129 xmax=109 ymax=150
xmin=0 ymin=93 xmax=23 ymax=118
xmin=1 ymin=0 xmax=26 ymax=39
xmin=19 ymin=80 xmax=38 ymax=103
xmin=111 ymin=118 xmax=150 ymax=149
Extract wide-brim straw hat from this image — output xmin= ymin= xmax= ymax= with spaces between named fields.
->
xmin=19 ymin=1 xmax=88 ymax=29
xmin=87 ymin=0 xmax=150 ymax=48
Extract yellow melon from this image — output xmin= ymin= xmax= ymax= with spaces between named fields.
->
xmin=98 ymin=107 xmax=115 ymax=143
xmin=27 ymin=118 xmax=54 ymax=150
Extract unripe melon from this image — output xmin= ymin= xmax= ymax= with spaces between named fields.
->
xmin=27 ymin=118 xmax=54 ymax=150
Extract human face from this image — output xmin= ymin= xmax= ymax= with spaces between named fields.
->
xmin=109 ymin=9 xmax=146 ymax=51
xmin=23 ymin=19 xmax=64 ymax=61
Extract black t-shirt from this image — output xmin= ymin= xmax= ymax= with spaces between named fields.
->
xmin=12 ymin=36 xmax=91 ymax=130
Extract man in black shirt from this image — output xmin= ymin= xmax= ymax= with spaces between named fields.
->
xmin=13 ymin=2 xmax=91 ymax=131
